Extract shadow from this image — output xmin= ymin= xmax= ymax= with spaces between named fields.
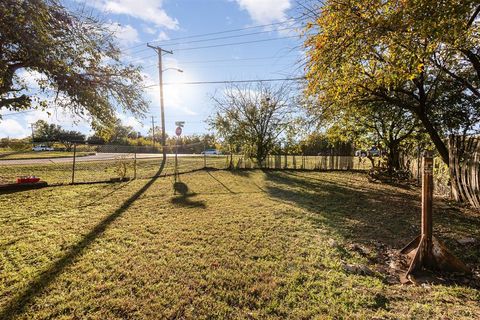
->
xmin=170 ymin=182 xmax=206 ymax=208
xmin=0 ymin=182 xmax=49 ymax=195
xmin=0 ymin=169 xmax=164 ymax=319
xmin=205 ymin=170 xmax=235 ymax=194
xmin=78 ymin=181 xmax=132 ymax=209
xmin=0 ymin=151 xmax=23 ymax=159
xmin=229 ymin=169 xmax=252 ymax=177
xmin=263 ymin=171 xmax=480 ymax=286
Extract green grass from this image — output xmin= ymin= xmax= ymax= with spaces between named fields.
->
xmin=0 ymin=151 xmax=94 ymax=160
xmin=0 ymin=156 xmax=229 ymax=184
xmin=0 ymin=155 xmax=370 ymax=185
xmin=0 ymin=170 xmax=479 ymax=319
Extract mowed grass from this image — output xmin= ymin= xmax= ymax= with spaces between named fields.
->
xmin=0 ymin=156 xmax=229 ymax=184
xmin=0 ymin=170 xmax=479 ymax=319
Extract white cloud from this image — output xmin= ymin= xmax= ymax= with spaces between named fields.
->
xmin=142 ymin=24 xmax=156 ymax=34
xmin=117 ymin=113 xmax=144 ymax=131
xmin=234 ymin=0 xmax=291 ymax=25
xmin=107 ymin=23 xmax=140 ymax=46
xmin=155 ymin=31 xmax=170 ymax=42
xmin=0 ymin=119 xmax=30 ymax=138
xmin=86 ymin=0 xmax=178 ymax=29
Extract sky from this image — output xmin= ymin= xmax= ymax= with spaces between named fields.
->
xmin=0 ymin=0 xmax=306 ymax=139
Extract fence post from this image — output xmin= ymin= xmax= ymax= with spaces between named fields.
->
xmin=134 ymin=147 xmax=137 ymax=179
xmin=203 ymin=143 xmax=206 ymax=168
xmin=71 ymin=143 xmax=76 ymax=184
xmin=417 ymin=146 xmax=421 ymax=185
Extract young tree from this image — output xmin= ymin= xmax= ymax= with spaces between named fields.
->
xmin=0 ymin=0 xmax=148 ymax=129
xmin=210 ymin=83 xmax=296 ymax=165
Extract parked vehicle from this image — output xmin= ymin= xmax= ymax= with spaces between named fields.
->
xmin=32 ymin=145 xmax=54 ymax=151
xmin=201 ymin=149 xmax=221 ymax=155
xmin=368 ymin=146 xmax=381 ymax=157
xmin=355 ymin=150 xmax=367 ymax=157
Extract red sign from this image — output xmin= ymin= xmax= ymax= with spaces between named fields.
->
xmin=175 ymin=126 xmax=182 ymax=136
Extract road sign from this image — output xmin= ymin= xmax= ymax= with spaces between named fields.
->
xmin=175 ymin=126 xmax=182 ymax=136
xmin=175 ymin=121 xmax=185 ymax=127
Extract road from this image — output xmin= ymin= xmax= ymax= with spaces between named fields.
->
xmin=0 ymin=153 xmax=209 ymax=166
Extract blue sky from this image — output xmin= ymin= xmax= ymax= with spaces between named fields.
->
xmin=0 ymin=0 xmax=305 ymax=139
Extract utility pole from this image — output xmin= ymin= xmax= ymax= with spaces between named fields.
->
xmin=147 ymin=44 xmax=173 ymax=173
xmin=29 ymin=123 xmax=35 ymax=147
xmin=151 ymin=116 xmax=156 ymax=148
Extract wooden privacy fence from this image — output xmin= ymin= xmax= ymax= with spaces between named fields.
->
xmin=449 ymin=135 xmax=480 ymax=209
xmin=227 ymin=154 xmax=372 ymax=171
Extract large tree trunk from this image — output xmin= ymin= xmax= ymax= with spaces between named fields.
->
xmin=387 ymin=142 xmax=401 ymax=174
xmin=417 ymin=112 xmax=449 ymax=165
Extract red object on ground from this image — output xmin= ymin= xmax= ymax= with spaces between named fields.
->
xmin=17 ymin=176 xmax=40 ymax=184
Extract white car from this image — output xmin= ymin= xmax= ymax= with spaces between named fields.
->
xmin=201 ymin=149 xmax=221 ymax=155
xmin=32 ymin=145 xmax=54 ymax=151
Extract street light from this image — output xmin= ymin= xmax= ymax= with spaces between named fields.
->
xmin=162 ymin=67 xmax=183 ymax=73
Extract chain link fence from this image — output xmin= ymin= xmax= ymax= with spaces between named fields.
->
xmin=0 ymin=143 xmax=375 ymax=186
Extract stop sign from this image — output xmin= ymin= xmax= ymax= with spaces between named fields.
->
xmin=175 ymin=126 xmax=182 ymax=136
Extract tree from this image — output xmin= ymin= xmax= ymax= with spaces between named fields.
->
xmin=299 ymin=132 xmax=353 ymax=156
xmin=87 ymin=135 xmax=105 ymax=145
xmin=57 ymin=130 xmax=85 ymax=151
xmin=303 ymin=0 xmax=480 ymax=165
xmin=147 ymin=126 xmax=163 ymax=144
xmin=33 ymin=120 xmax=61 ymax=142
xmin=163 ymin=134 xmax=218 ymax=154
xmin=94 ymin=119 xmax=135 ymax=144
xmin=32 ymin=120 xmax=84 ymax=150
xmin=210 ymin=83 xmax=296 ymax=165
xmin=0 ymin=0 xmax=148 ymax=129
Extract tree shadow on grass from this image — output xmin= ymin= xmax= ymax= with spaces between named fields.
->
xmin=171 ymin=181 xmax=206 ymax=209
xmin=204 ymin=170 xmax=266 ymax=195
xmin=0 ymin=173 xmax=162 ymax=320
xmin=78 ymin=180 xmax=133 ymax=209
xmin=205 ymin=170 xmax=235 ymax=194
xmin=263 ymin=171 xmax=480 ymax=268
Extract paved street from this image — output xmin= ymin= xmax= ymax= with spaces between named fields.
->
xmin=0 ymin=153 xmax=207 ymax=165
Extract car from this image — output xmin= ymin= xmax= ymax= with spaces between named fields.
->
xmin=355 ymin=150 xmax=367 ymax=157
xmin=32 ymin=145 xmax=54 ymax=151
xmin=201 ymin=149 xmax=221 ymax=155
xmin=368 ymin=147 xmax=381 ymax=157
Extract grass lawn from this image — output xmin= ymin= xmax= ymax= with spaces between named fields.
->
xmin=0 ymin=156 xmax=229 ymax=184
xmin=0 ymin=170 xmax=479 ymax=319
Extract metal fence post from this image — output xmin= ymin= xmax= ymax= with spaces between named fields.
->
xmin=134 ymin=147 xmax=137 ymax=179
xmin=71 ymin=143 xmax=76 ymax=184
xmin=203 ymin=143 xmax=206 ymax=168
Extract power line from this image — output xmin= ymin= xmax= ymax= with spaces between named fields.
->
xmin=123 ymin=26 xmax=298 ymax=57
xmin=173 ymin=54 xmax=297 ymax=65
xmin=143 ymin=77 xmax=305 ymax=88
xmin=123 ymin=35 xmax=300 ymax=64
xmin=1 ymin=109 xmax=38 ymax=117
xmin=172 ymin=35 xmax=300 ymax=52
xmin=121 ymin=19 xmax=298 ymax=52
